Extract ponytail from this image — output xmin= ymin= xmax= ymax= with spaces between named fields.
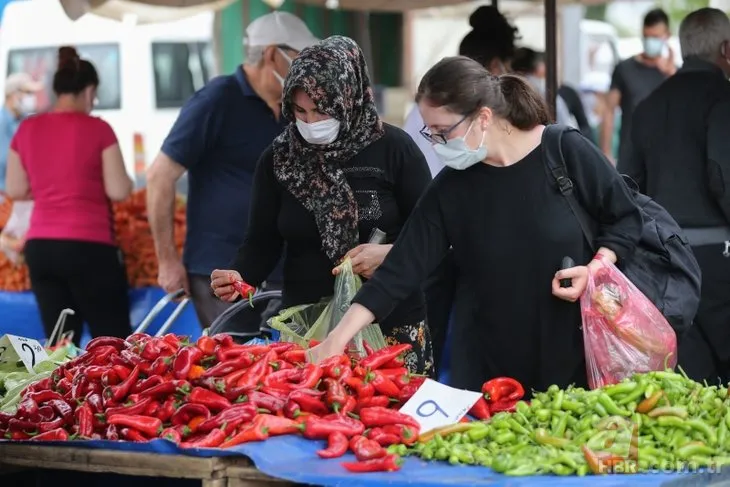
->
xmin=53 ymin=46 xmax=99 ymax=96
xmin=497 ymin=75 xmax=551 ymax=130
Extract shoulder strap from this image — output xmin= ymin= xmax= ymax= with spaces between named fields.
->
xmin=541 ymin=124 xmax=597 ymax=251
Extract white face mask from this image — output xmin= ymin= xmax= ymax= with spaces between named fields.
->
xmin=273 ymin=48 xmax=294 ymax=87
xmin=643 ymin=37 xmax=665 ymax=58
xmin=20 ymin=94 xmax=36 ymax=114
xmin=432 ymin=120 xmax=487 ymax=170
xmin=296 ymin=117 xmax=341 ymax=145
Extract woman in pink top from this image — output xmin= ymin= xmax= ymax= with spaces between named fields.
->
xmin=5 ymin=47 xmax=134 ymax=344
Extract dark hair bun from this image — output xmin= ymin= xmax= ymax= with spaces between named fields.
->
xmin=58 ymin=46 xmax=80 ymax=70
xmin=469 ymin=6 xmax=503 ymax=31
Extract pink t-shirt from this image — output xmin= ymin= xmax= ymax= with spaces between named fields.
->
xmin=11 ymin=112 xmax=118 ymax=245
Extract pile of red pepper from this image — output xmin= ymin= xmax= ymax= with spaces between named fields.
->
xmin=0 ymin=333 xmax=425 ymax=473
xmin=468 ymin=377 xmax=526 ymax=420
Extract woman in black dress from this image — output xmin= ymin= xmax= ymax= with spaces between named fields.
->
xmin=310 ymin=56 xmax=643 ymax=394
xmin=210 ymin=36 xmax=433 ymax=375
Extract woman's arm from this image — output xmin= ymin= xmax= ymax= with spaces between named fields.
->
xmin=229 ymin=148 xmax=284 ymax=286
xmin=6 ymin=149 xmax=31 ymax=201
xmin=102 ymin=143 xmax=133 ymax=202
xmin=562 ymin=130 xmax=643 ymax=264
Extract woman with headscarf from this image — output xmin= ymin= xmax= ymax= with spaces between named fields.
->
xmin=210 ymin=36 xmax=434 ymax=374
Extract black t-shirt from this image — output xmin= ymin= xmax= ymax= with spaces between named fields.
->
xmin=232 ymin=123 xmax=431 ymax=330
xmin=353 ymin=130 xmax=643 ymax=393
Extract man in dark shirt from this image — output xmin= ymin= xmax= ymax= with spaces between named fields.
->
xmin=624 ymin=8 xmax=730 ymax=383
xmin=601 ymin=8 xmax=676 ymax=166
xmin=146 ymin=12 xmax=318 ymax=328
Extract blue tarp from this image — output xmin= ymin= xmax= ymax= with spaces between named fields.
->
xmin=0 ymin=435 xmax=686 ymax=486
xmin=0 ymin=287 xmax=202 ymax=346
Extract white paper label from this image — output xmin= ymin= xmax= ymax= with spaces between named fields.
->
xmin=0 ymin=334 xmax=49 ymax=373
xmin=399 ymin=379 xmax=482 ymax=433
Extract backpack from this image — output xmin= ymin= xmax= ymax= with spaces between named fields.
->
xmin=541 ymin=124 xmax=702 ymax=333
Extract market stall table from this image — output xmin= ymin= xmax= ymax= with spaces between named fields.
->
xmin=0 ymin=443 xmax=292 ymax=487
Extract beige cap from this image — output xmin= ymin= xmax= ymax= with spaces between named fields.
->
xmin=244 ymin=11 xmax=319 ymax=52
xmin=5 ymin=73 xmax=43 ymax=96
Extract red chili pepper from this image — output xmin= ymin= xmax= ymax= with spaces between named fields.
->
xmin=145 ymin=401 xmax=161 ymax=417
xmin=104 ymin=365 xmax=141 ymax=402
xmin=381 ymin=424 xmax=419 ymax=446
xmin=101 ymin=370 xmax=120 ymax=387
xmin=38 ymin=417 xmax=65 ymax=433
xmin=219 ymin=415 xmax=270 ymax=448
xmin=323 ymin=378 xmax=348 ymax=413
xmin=8 ymin=417 xmax=37 ymax=432
xmin=196 ymin=403 xmax=257 ymax=435
xmin=260 ymin=387 xmax=290 ymax=400
xmin=363 ymin=341 xmax=375 ymax=356
xmin=173 ymin=346 xmax=205 ymax=380
xmin=345 ymin=377 xmax=375 ymax=399
xmin=140 ymin=380 xmax=190 ymax=398
xmin=236 ymin=351 xmax=275 ymax=389
xmin=163 ymin=333 xmax=185 ymax=350
xmin=244 ymin=391 xmax=285 ymax=414
xmin=104 ymin=396 xmax=153 ymax=417
xmin=0 ymin=412 xmax=12 ymax=428
xmin=27 ymin=390 xmax=64 ymax=405
xmin=340 ymin=396 xmax=357 ymax=416
xmin=258 ymin=414 xmax=299 ymax=436
xmin=86 ymin=336 xmax=126 ymax=352
xmin=171 ymin=403 xmax=212 ymax=426
xmin=396 ymin=377 xmax=425 ymax=403
xmin=196 ymin=336 xmax=217 ymax=355
xmin=160 ymin=426 xmax=182 ymax=443
xmin=129 ymin=376 xmax=162 ymax=395
xmin=23 ymin=377 xmax=52 ymax=396
xmin=283 ymin=400 xmax=301 ymax=419
xmin=76 ymin=403 xmax=94 ymax=437
xmin=107 ymin=415 xmax=163 ymax=437
xmin=120 ymin=427 xmax=149 ymax=442
xmin=220 ymin=369 xmax=247 ymax=389
xmin=150 ymin=356 xmax=172 ymax=376
xmin=212 ymin=333 xmax=235 ymax=349
xmin=469 ymin=397 xmax=492 ymax=420
xmin=349 ymin=435 xmax=388 ymax=461
xmin=383 ymin=355 xmax=405 ymax=369
xmin=56 ymin=378 xmax=72 ymax=396
xmin=378 ymin=368 xmax=410 ymax=381
xmin=392 ymin=374 xmax=413 ymax=390
xmin=489 ymin=399 xmax=518 ymax=414
xmin=232 ymin=280 xmax=255 ymax=307
xmin=359 ymin=344 xmax=411 ymax=371
xmin=216 ymin=346 xmax=258 ymax=362
xmin=482 ymin=377 xmax=525 ymax=403
xmin=289 ymin=390 xmax=329 ymax=416
xmin=188 ymin=387 xmax=232 ymax=412
xmin=82 ymin=366 xmax=110 ymax=381
xmin=355 ymin=396 xmax=390 ymax=412
xmin=180 ymin=428 xmax=227 ymax=448
xmin=262 ymin=368 xmax=303 ymax=388
xmin=89 ymin=346 xmax=118 ymax=366
xmin=47 ymin=399 xmax=74 ymax=424
xmin=84 ymin=392 xmax=104 ymax=414
xmin=36 ymin=406 xmax=55 ymax=422
xmin=223 ymin=384 xmax=256 ymax=403
xmin=157 ymin=397 xmax=178 ymax=422
xmin=291 ymin=363 xmax=323 ymax=390
xmin=281 ymin=349 xmax=306 ymax=364
xmin=317 ymin=431 xmax=349 ymax=459
xmin=360 ymin=407 xmax=418 ymax=429
xmin=367 ymin=428 xmax=401 ymax=447
xmin=369 ymin=372 xmax=400 ymax=397
xmin=202 ymin=354 xmax=254 ymax=379
xmin=30 ymin=428 xmax=69 ymax=442
xmin=299 ymin=415 xmax=365 ymax=440
xmin=120 ymin=349 xmax=144 ymax=366
xmin=111 ymin=365 xmax=132 ymax=381
xmin=342 ymin=454 xmax=403 ymax=473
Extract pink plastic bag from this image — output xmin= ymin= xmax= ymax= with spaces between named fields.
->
xmin=581 ymin=255 xmax=677 ymax=389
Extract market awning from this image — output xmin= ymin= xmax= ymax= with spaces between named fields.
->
xmin=59 ymin=0 xmax=235 ymax=22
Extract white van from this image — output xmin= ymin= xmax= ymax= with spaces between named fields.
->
xmin=0 ymin=0 xmax=217 ymax=184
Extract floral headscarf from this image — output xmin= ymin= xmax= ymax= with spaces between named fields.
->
xmin=272 ymin=35 xmax=384 ymax=264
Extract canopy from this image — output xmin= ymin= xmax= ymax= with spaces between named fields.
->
xmin=59 ymin=0 xmax=234 ymax=22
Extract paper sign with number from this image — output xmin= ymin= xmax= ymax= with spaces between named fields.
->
xmin=0 ymin=334 xmax=49 ymax=373
xmin=399 ymin=379 xmax=482 ymax=433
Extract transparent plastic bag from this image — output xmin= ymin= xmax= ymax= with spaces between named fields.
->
xmin=269 ymin=258 xmax=386 ymax=356
xmin=581 ymin=255 xmax=677 ymax=389
xmin=0 ymin=201 xmax=32 ymax=265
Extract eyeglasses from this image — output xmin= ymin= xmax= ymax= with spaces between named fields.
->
xmin=419 ymin=114 xmax=469 ymax=145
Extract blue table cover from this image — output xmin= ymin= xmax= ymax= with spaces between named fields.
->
xmin=0 ymin=287 xmax=202 ymax=347
xmin=0 ymin=435 xmax=689 ymax=487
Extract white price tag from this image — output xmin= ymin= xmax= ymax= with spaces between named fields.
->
xmin=0 ymin=334 xmax=49 ymax=373
xmin=399 ymin=379 xmax=482 ymax=433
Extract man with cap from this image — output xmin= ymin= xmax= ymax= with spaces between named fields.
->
xmin=1 ymin=73 xmax=42 ymax=192
xmin=147 ymin=11 xmax=318 ymax=329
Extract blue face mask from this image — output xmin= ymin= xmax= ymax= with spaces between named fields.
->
xmin=432 ymin=120 xmax=487 ymax=170
xmin=643 ymin=37 xmax=665 ymax=58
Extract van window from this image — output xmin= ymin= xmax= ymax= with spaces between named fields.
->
xmin=7 ymin=43 xmax=121 ymax=111
xmin=152 ymin=42 xmax=213 ymax=109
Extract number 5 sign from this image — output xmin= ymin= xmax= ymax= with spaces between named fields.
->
xmin=399 ymin=379 xmax=482 ymax=433
xmin=0 ymin=334 xmax=49 ymax=373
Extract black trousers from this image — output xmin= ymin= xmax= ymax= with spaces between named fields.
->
xmin=423 ymin=251 xmax=457 ymax=374
xmin=24 ymin=239 xmax=132 ymax=346
xmin=677 ymin=243 xmax=730 ymax=384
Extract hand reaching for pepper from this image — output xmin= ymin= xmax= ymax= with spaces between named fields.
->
xmin=210 ymin=269 xmax=243 ymax=302
xmin=333 ymin=244 xmax=392 ymax=279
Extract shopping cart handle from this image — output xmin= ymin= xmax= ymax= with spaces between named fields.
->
xmin=135 ymin=289 xmax=189 ymax=335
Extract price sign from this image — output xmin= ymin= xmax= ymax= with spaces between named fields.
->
xmin=0 ymin=334 xmax=49 ymax=373
xmin=399 ymin=379 xmax=482 ymax=433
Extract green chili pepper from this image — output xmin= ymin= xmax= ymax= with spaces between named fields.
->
xmin=617 ymin=382 xmax=648 ymax=405
xmin=467 ymin=425 xmax=490 ymax=442
xmin=552 ymin=390 xmax=565 ymax=411
xmin=604 ymin=381 xmax=638 ymax=397
xmin=435 ymin=447 xmax=449 ymax=461
xmin=657 ymin=416 xmax=690 ymax=429
xmin=553 ymin=413 xmax=569 ymax=437
xmin=594 ymin=402 xmax=608 ymax=417
xmin=648 ymin=406 xmax=689 ymax=419
xmin=448 ymin=455 xmax=460 ymax=465
xmin=598 ymin=393 xmax=631 ymax=417
xmin=535 ymin=408 xmax=551 ymax=423
xmin=685 ymin=419 xmax=717 ymax=445
xmin=644 ymin=384 xmax=656 ymax=399
xmin=676 ymin=442 xmax=715 ymax=460
xmin=507 ymin=418 xmax=530 ymax=436
xmin=719 ymin=417 xmax=729 ymax=448
xmin=561 ymin=399 xmax=583 ymax=413
xmin=504 ymin=464 xmax=540 ymax=476
xmin=493 ymin=430 xmax=516 ymax=445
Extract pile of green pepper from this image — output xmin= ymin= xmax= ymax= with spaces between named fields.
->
xmin=395 ymin=370 xmax=730 ymax=476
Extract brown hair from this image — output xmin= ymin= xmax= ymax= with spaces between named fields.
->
xmin=53 ymin=46 xmax=99 ymax=95
xmin=415 ymin=56 xmax=550 ymax=130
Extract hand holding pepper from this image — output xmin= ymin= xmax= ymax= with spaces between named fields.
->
xmin=210 ymin=269 xmax=251 ymax=303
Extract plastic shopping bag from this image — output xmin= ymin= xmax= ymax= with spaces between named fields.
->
xmin=0 ymin=200 xmax=32 ymax=265
xmin=269 ymin=258 xmax=387 ymax=356
xmin=581 ymin=255 xmax=677 ymax=389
